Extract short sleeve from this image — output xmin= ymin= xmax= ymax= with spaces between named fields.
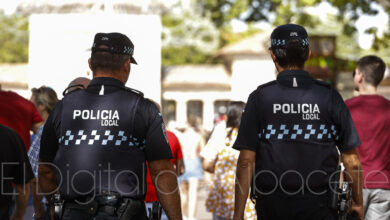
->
xmin=40 ymin=102 xmax=62 ymax=162
xmin=10 ymin=129 xmax=34 ymax=184
xmin=175 ymin=142 xmax=183 ymax=160
xmin=330 ymin=90 xmax=361 ymax=152
xmin=233 ymin=91 xmax=260 ymax=152
xmin=141 ymin=101 xmax=173 ymax=162
xmin=171 ymin=133 xmax=183 ymax=160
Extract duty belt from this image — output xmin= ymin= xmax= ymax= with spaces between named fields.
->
xmin=54 ymin=193 xmax=147 ymax=220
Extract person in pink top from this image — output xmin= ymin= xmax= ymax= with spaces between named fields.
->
xmin=346 ymin=55 xmax=390 ymax=220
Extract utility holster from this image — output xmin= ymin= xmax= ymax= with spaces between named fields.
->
xmin=337 ymin=182 xmax=353 ymax=220
xmin=250 ymin=171 xmax=258 ymax=204
xmin=148 ymin=201 xmax=162 ymax=220
xmin=116 ymin=197 xmax=148 ymax=220
xmin=329 ymin=166 xmax=353 ymax=220
xmin=52 ymin=194 xmax=64 ymax=220
xmin=54 ymin=192 xmax=147 ymax=220
xmin=91 ymin=191 xmax=147 ymax=220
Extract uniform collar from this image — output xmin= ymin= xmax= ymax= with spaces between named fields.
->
xmin=277 ymin=69 xmax=312 ymax=88
xmin=277 ymin=69 xmax=310 ymax=79
xmin=88 ymin=77 xmax=124 ymax=88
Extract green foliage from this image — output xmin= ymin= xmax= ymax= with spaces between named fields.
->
xmin=161 ymin=13 xmax=183 ymax=28
xmin=219 ymin=24 xmax=261 ymax=47
xmin=197 ymin=0 xmax=248 ymax=28
xmin=197 ymin=0 xmax=390 ymax=51
xmin=296 ymin=13 xmax=319 ymax=28
xmin=0 ymin=11 xmax=29 ymax=63
xmin=161 ymin=13 xmax=261 ymax=66
xmin=273 ymin=3 xmax=295 ymax=25
xmin=161 ymin=9 xmax=221 ymax=66
xmin=243 ymin=0 xmax=323 ymax=23
xmin=162 ymin=46 xmax=217 ymax=66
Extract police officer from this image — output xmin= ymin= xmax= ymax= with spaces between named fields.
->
xmin=232 ymin=24 xmax=364 ymax=220
xmin=38 ymin=33 xmax=182 ymax=220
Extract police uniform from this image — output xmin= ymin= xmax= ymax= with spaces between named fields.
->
xmin=233 ymin=25 xmax=361 ymax=220
xmin=39 ymin=34 xmax=172 ymax=220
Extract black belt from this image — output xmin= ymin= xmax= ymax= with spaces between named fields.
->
xmin=64 ymin=196 xmax=143 ymax=217
xmin=64 ymin=200 xmax=98 ymax=216
xmin=255 ymin=186 xmax=329 ymax=198
xmin=99 ymin=205 xmax=116 ymax=216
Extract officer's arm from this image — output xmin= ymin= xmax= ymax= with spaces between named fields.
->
xmin=233 ymin=149 xmax=256 ymax=220
xmin=38 ymin=161 xmax=58 ymax=202
xmin=38 ymin=102 xmax=61 ymax=202
xmin=149 ymin=159 xmax=182 ymax=220
xmin=10 ymin=182 xmax=31 ymax=220
xmin=340 ymin=149 xmax=364 ymax=219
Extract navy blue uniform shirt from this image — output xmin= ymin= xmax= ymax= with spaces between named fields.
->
xmin=233 ymin=70 xmax=360 ymax=193
xmin=40 ymin=77 xmax=172 ymax=199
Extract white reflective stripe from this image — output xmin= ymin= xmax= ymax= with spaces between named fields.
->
xmin=99 ymin=85 xmax=105 ymax=95
xmin=293 ymin=77 xmax=298 ymax=87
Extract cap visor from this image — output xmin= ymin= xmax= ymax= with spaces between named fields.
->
xmin=130 ymin=57 xmax=137 ymax=64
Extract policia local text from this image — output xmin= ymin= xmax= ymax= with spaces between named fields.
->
xmin=273 ymin=103 xmax=320 ymax=120
xmin=73 ymin=109 xmax=120 ymax=126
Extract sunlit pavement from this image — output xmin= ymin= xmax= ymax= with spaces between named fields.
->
xmin=195 ymin=180 xmax=213 ymax=220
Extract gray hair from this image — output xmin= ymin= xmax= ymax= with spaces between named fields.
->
xmin=31 ymin=86 xmax=58 ymax=114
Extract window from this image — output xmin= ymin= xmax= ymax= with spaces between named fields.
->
xmin=214 ymin=100 xmax=229 ymax=115
xmin=214 ymin=100 xmax=229 ymax=124
xmin=187 ymin=100 xmax=203 ymax=127
xmin=162 ymin=100 xmax=176 ymax=124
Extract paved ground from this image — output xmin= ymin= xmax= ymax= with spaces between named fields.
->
xmin=195 ymin=181 xmax=213 ymax=220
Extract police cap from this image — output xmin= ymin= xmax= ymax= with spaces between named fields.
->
xmin=92 ymin=32 xmax=137 ymax=64
xmin=270 ymin=24 xmax=309 ymax=49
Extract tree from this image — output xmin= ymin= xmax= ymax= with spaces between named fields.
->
xmin=0 ymin=10 xmax=29 ymax=63
xmin=161 ymin=1 xmax=263 ymax=66
xmin=161 ymin=3 xmax=221 ymax=66
xmin=198 ymin=0 xmax=249 ymax=28
xmin=198 ymin=0 xmax=390 ymax=50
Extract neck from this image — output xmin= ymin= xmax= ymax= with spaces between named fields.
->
xmin=358 ymin=84 xmax=377 ymax=95
xmin=93 ymin=70 xmax=127 ymax=84
xmin=276 ymin=65 xmax=302 ymax=73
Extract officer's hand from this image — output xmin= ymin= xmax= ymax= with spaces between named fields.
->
xmin=10 ymin=213 xmax=23 ymax=220
xmin=47 ymin=205 xmax=55 ymax=220
xmin=350 ymin=204 xmax=364 ymax=220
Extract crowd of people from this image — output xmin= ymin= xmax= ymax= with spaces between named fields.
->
xmin=0 ymin=24 xmax=389 ymax=220
xmin=0 ymin=77 xmax=92 ymax=220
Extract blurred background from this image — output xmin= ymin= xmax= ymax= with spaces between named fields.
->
xmin=0 ymin=1 xmax=389 ymax=219
xmin=0 ymin=0 xmax=389 ymax=132
xmin=1 ymin=0 xmax=390 ymax=130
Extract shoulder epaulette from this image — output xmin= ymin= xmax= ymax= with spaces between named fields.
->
xmin=62 ymin=84 xmax=85 ymax=96
xmin=257 ymin=80 xmax=277 ymax=90
xmin=313 ymin=79 xmax=332 ymax=88
xmin=121 ymin=87 xmax=144 ymax=97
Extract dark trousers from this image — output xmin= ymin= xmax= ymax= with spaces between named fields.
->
xmin=61 ymin=201 xmax=148 ymax=220
xmin=256 ymin=194 xmax=338 ymax=220
xmin=62 ymin=209 xmax=118 ymax=220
